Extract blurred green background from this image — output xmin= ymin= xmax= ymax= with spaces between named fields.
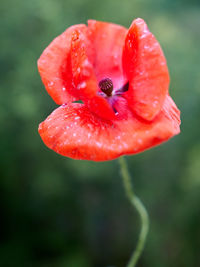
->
xmin=1 ymin=0 xmax=200 ymax=266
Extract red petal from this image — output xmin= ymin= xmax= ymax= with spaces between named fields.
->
xmin=88 ymin=20 xmax=128 ymax=88
xmin=38 ymin=25 xmax=85 ymax=105
xmin=123 ymin=18 xmax=169 ymax=121
xmin=38 ymin=96 xmax=180 ymax=161
xmin=70 ymin=25 xmax=115 ymax=120
xmin=70 ymin=25 xmax=97 ymax=99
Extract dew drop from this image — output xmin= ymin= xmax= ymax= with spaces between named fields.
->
xmin=48 ymin=81 xmax=54 ymax=87
xmin=153 ymin=100 xmax=159 ymax=108
xmin=82 ymin=59 xmax=90 ymax=67
xmin=77 ymin=81 xmax=86 ymax=89
xmin=96 ymin=142 xmax=102 ymax=148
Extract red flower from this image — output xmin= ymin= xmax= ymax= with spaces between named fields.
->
xmin=38 ymin=18 xmax=180 ymax=161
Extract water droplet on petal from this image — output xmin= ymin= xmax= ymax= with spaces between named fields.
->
xmin=48 ymin=81 xmax=54 ymax=87
xmin=77 ymin=81 xmax=86 ymax=89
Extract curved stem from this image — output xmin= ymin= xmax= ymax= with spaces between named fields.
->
xmin=118 ymin=156 xmax=149 ymax=267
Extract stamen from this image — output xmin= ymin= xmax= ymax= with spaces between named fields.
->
xmin=115 ymin=82 xmax=129 ymax=95
xmin=99 ymin=78 xmax=113 ymax=97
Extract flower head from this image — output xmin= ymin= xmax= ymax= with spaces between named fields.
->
xmin=38 ymin=18 xmax=180 ymax=161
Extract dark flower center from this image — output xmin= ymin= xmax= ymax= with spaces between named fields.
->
xmin=99 ymin=78 xmax=113 ymax=97
xmin=98 ymin=78 xmax=129 ymax=114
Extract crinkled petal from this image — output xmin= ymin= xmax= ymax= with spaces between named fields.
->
xmin=88 ymin=20 xmax=128 ymax=88
xmin=123 ymin=18 xmax=169 ymax=121
xmin=70 ymin=25 xmax=115 ymax=120
xmin=38 ymin=96 xmax=180 ymax=161
xmin=37 ymin=25 xmax=88 ymax=104
xmin=70 ymin=25 xmax=97 ymax=99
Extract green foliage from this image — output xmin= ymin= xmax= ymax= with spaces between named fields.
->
xmin=1 ymin=0 xmax=200 ymax=266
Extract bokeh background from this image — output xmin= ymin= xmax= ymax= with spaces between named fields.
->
xmin=1 ymin=0 xmax=200 ymax=266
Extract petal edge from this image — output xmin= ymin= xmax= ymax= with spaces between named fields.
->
xmin=123 ymin=18 xmax=169 ymax=121
xmin=39 ymin=96 xmax=180 ymax=161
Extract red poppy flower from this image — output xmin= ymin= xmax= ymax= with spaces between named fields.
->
xmin=38 ymin=18 xmax=180 ymax=161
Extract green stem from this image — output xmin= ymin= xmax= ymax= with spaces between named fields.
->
xmin=118 ymin=156 xmax=149 ymax=267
